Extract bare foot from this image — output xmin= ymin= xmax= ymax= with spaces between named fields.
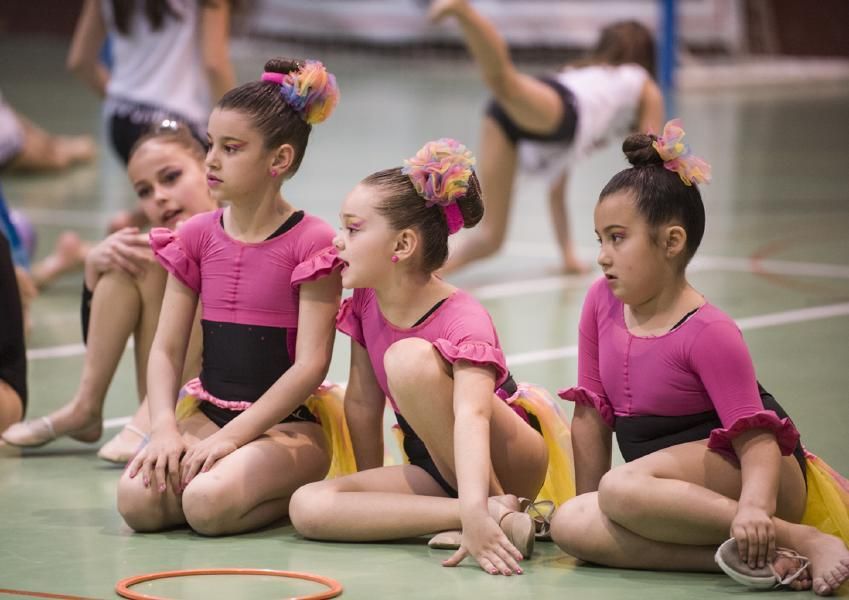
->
xmin=56 ymin=135 xmax=96 ymax=166
xmin=31 ymin=232 xmax=91 ymax=288
xmin=488 ymin=494 xmax=522 ymax=521
xmin=772 ymin=553 xmax=812 ymax=591
xmin=797 ymin=529 xmax=849 ymax=596
xmin=560 ymin=258 xmax=591 ymax=275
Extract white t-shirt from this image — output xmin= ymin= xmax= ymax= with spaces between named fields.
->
xmin=518 ymin=64 xmax=649 ymax=183
xmin=101 ymin=0 xmax=211 ymax=128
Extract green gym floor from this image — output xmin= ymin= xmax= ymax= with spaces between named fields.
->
xmin=1 ymin=36 xmax=848 ymax=599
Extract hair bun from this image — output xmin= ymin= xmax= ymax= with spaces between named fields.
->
xmin=402 ymin=138 xmax=476 ymax=208
xmin=264 ymin=58 xmax=303 ymax=75
xmin=622 ymin=133 xmax=663 ymax=167
xmin=271 ymin=59 xmax=339 ymax=125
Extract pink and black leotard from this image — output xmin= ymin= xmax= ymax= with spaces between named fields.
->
xmin=151 ymin=208 xmax=339 ymax=428
xmin=559 ymin=277 xmax=805 ymax=474
xmin=336 ymin=287 xmax=529 ymax=497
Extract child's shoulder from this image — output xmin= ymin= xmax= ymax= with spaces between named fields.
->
xmin=291 ymin=211 xmax=336 ymax=244
xmin=438 ymin=289 xmax=497 ymax=333
xmin=177 ymin=208 xmax=221 ymax=235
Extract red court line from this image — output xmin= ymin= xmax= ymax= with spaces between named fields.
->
xmin=0 ymin=589 xmax=101 ymax=600
xmin=750 ymin=236 xmax=840 ymax=294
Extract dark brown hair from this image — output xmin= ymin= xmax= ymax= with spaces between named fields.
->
xmin=599 ymin=133 xmax=705 ymax=265
xmin=216 ymin=58 xmax=313 ymax=176
xmin=127 ymin=121 xmax=206 ymax=164
xmin=362 ymin=168 xmax=484 ymax=273
xmin=573 ymin=20 xmax=656 ymax=78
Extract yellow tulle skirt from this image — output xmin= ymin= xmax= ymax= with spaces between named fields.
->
xmin=175 ymin=381 xmax=357 ymax=480
xmin=800 ymin=451 xmax=849 ymax=545
xmin=389 ymin=383 xmax=576 ymax=506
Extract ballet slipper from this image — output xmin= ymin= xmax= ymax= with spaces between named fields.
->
xmin=1 ymin=415 xmax=101 ymax=448
xmin=520 ymin=498 xmax=555 ymax=540
xmin=715 ymin=538 xmax=810 ymax=589
xmin=428 ymin=530 xmax=462 ymax=550
xmin=498 ymin=511 xmax=535 ymax=559
xmin=97 ymin=424 xmax=149 ymax=464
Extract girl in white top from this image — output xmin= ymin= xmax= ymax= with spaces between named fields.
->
xmin=429 ymin=0 xmax=664 ymax=275
xmin=67 ymin=0 xmax=236 ymax=164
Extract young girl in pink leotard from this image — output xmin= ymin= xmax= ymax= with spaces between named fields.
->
xmin=289 ymin=139 xmax=575 ymax=576
xmin=116 ymin=58 xmax=345 ymax=536
xmin=550 ymin=120 xmax=849 ymax=596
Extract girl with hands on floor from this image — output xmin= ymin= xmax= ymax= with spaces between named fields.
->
xmin=428 ymin=0 xmax=663 ymax=275
xmin=117 ymin=58 xmax=345 ymax=536
xmin=549 ymin=120 xmax=849 ymax=596
xmin=289 ymin=139 xmax=575 ymax=576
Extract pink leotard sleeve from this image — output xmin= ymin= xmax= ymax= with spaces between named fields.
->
xmin=558 ymin=279 xmax=615 ymax=427
xmin=690 ymin=321 xmax=800 ymax=457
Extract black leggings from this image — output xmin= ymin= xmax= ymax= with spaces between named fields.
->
xmin=0 ymin=233 xmax=27 ymax=412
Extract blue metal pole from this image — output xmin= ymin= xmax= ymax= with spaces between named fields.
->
xmin=659 ymin=0 xmax=677 ymax=116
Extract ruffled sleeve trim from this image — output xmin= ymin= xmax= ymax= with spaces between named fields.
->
xmin=291 ymin=246 xmax=343 ymax=287
xmin=149 ymin=227 xmax=200 ymax=293
xmin=336 ymin=296 xmax=366 ymax=347
xmin=708 ymin=410 xmax=800 ymax=458
xmin=557 ymin=386 xmax=615 ymax=428
xmin=432 ymin=339 xmax=508 ymax=382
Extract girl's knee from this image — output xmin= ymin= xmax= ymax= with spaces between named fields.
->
xmin=117 ymin=475 xmax=168 ymax=533
xmin=550 ymin=494 xmax=598 ymax=560
xmin=289 ymin=481 xmax=337 ymax=540
xmin=181 ymin=475 xmax=234 ymax=536
xmin=597 ymin=465 xmax=647 ymax=522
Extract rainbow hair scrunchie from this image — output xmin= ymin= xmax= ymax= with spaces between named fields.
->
xmin=402 ymin=138 xmax=476 ymax=235
xmin=652 ymin=118 xmax=711 ymax=186
xmin=262 ymin=60 xmax=339 ymax=125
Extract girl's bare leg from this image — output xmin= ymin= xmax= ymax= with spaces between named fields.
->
xmin=431 ymin=0 xmax=563 ymax=133
xmin=552 ymin=441 xmax=849 ymax=594
xmin=547 ymin=172 xmax=589 ymax=274
xmin=3 ymin=268 xmax=157 ymax=446
xmin=118 ymin=411 xmax=330 ymax=536
xmin=290 ymin=337 xmax=547 ymax=543
xmin=384 ymin=337 xmax=548 ymax=499
xmin=100 ymin=267 xmax=195 ymax=462
xmin=0 ymin=380 xmax=24 ymax=434
xmin=443 ymin=118 xmax=517 ymax=274
xmin=31 ymin=232 xmax=91 ymax=290
xmin=8 ymin=113 xmax=95 ymax=172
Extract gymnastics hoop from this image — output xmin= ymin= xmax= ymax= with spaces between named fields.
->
xmin=115 ymin=568 xmax=343 ymax=600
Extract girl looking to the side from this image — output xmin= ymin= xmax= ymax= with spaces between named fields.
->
xmin=291 ymin=139 xmax=574 ymax=576
xmin=116 ymin=58 xmax=344 ymax=536
xmin=550 ymin=121 xmax=849 ymax=596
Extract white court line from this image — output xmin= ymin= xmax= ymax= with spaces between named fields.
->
xmin=18 ymin=207 xmax=109 ymax=229
xmin=27 ymin=339 xmax=134 ymax=361
xmin=89 ymin=302 xmax=849 ymax=430
xmin=471 ymin=248 xmax=849 ymax=301
xmin=504 ymin=241 xmax=849 ymax=280
xmin=504 ymin=301 xmax=849 ymax=367
xmin=104 ymin=416 xmax=131 ymax=429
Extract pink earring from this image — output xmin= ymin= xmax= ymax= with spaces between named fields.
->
xmin=269 ymin=168 xmax=278 ymax=177
xmin=391 ymin=255 xmax=399 ymax=263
